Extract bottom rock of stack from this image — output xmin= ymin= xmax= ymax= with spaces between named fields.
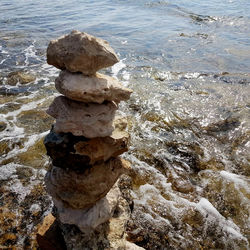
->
xmin=53 ymin=182 xmax=120 ymax=232
xmin=57 ymin=194 xmax=144 ymax=250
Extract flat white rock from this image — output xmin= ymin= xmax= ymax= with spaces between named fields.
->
xmin=55 ymin=70 xmax=132 ymax=103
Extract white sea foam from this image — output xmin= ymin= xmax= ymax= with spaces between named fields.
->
xmin=121 ymin=40 xmax=128 ymax=45
xmin=111 ymin=59 xmax=126 ymax=77
xmin=220 ymin=170 xmax=249 ymax=190
xmin=29 ymin=203 xmax=41 ymax=213
xmin=0 ymin=131 xmax=49 ymax=164
xmin=0 ymin=45 xmax=10 ymax=64
xmin=23 ymin=40 xmax=42 ymax=66
xmin=0 ymin=163 xmax=18 ymax=180
xmin=0 ymin=163 xmax=41 ymax=202
xmin=197 ymin=198 xmax=247 ymax=242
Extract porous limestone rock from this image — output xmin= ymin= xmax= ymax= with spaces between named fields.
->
xmin=58 ymin=194 xmax=144 ymax=250
xmin=47 ymin=30 xmax=119 ymax=75
xmin=44 ymin=126 xmax=129 ymax=169
xmin=45 ymin=158 xmax=131 ymax=209
xmin=53 ymin=183 xmax=120 ymax=232
xmin=46 ymin=95 xmax=117 ymax=137
xmin=55 ymin=70 xmax=132 ymax=103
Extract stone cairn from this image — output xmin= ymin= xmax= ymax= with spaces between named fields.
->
xmin=40 ymin=30 xmax=138 ymax=249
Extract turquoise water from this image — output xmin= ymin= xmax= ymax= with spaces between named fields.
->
xmin=0 ymin=0 xmax=250 ymax=248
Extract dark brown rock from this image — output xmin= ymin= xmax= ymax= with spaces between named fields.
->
xmin=44 ymin=122 xmax=129 ymax=169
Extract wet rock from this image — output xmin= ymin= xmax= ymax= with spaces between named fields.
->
xmin=55 ymin=70 xmax=132 ymax=103
xmin=16 ymin=138 xmax=48 ymax=168
xmin=0 ymin=95 xmax=16 ymax=105
xmin=0 ymin=138 xmax=23 ymax=157
xmin=47 ymin=30 xmax=119 ymax=75
xmin=47 ymin=96 xmax=117 ymax=137
xmin=171 ymin=176 xmax=194 ymax=193
xmin=0 ymin=170 xmax=52 ymax=249
xmin=54 ymin=182 xmax=120 ymax=232
xmin=36 ymin=213 xmax=66 ymax=250
xmin=44 ymin=124 xmax=129 ymax=169
xmin=0 ymin=86 xmax=24 ymax=95
xmin=0 ymin=233 xmax=18 ymax=247
xmin=45 ymin=158 xmax=131 ymax=209
xmin=0 ymin=102 xmax=22 ymax=114
xmin=0 ymin=121 xmax=7 ymax=132
xmin=6 ymin=71 xmax=36 ymax=85
xmin=17 ymin=109 xmax=54 ymax=134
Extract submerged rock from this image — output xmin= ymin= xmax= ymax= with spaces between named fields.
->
xmin=0 ymin=102 xmax=22 ymax=114
xmin=47 ymin=96 xmax=117 ymax=137
xmin=17 ymin=109 xmax=54 ymax=134
xmin=45 ymin=158 xmax=131 ymax=209
xmin=44 ymin=125 xmax=129 ymax=169
xmin=6 ymin=71 xmax=36 ymax=85
xmin=0 ymin=121 xmax=7 ymax=132
xmin=47 ymin=30 xmax=119 ymax=75
xmin=55 ymin=70 xmax=132 ymax=103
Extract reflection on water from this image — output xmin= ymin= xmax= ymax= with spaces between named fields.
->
xmin=0 ymin=0 xmax=249 ymax=248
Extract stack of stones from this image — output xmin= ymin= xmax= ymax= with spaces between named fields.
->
xmin=43 ymin=30 xmax=133 ymax=234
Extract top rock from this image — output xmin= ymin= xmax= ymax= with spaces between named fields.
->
xmin=47 ymin=30 xmax=119 ymax=75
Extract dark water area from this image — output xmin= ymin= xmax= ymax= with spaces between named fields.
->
xmin=0 ymin=0 xmax=250 ymax=249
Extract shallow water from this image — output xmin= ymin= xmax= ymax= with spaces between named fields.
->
xmin=0 ymin=0 xmax=250 ymax=248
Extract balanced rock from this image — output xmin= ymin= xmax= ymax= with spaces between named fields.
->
xmin=44 ymin=125 xmax=129 ymax=169
xmin=47 ymin=96 xmax=117 ymax=137
xmin=47 ymin=30 xmax=119 ymax=75
xmin=45 ymin=158 xmax=131 ymax=209
xmin=55 ymin=70 xmax=132 ymax=103
xmin=53 ymin=182 xmax=120 ymax=232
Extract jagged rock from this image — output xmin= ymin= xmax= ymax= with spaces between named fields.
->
xmin=47 ymin=30 xmax=119 ymax=75
xmin=74 ymin=129 xmax=129 ymax=164
xmin=45 ymin=158 xmax=131 ymax=209
xmin=46 ymin=96 xmax=117 ymax=137
xmin=53 ymin=182 xmax=120 ymax=232
xmin=44 ymin=124 xmax=129 ymax=169
xmin=55 ymin=70 xmax=132 ymax=103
